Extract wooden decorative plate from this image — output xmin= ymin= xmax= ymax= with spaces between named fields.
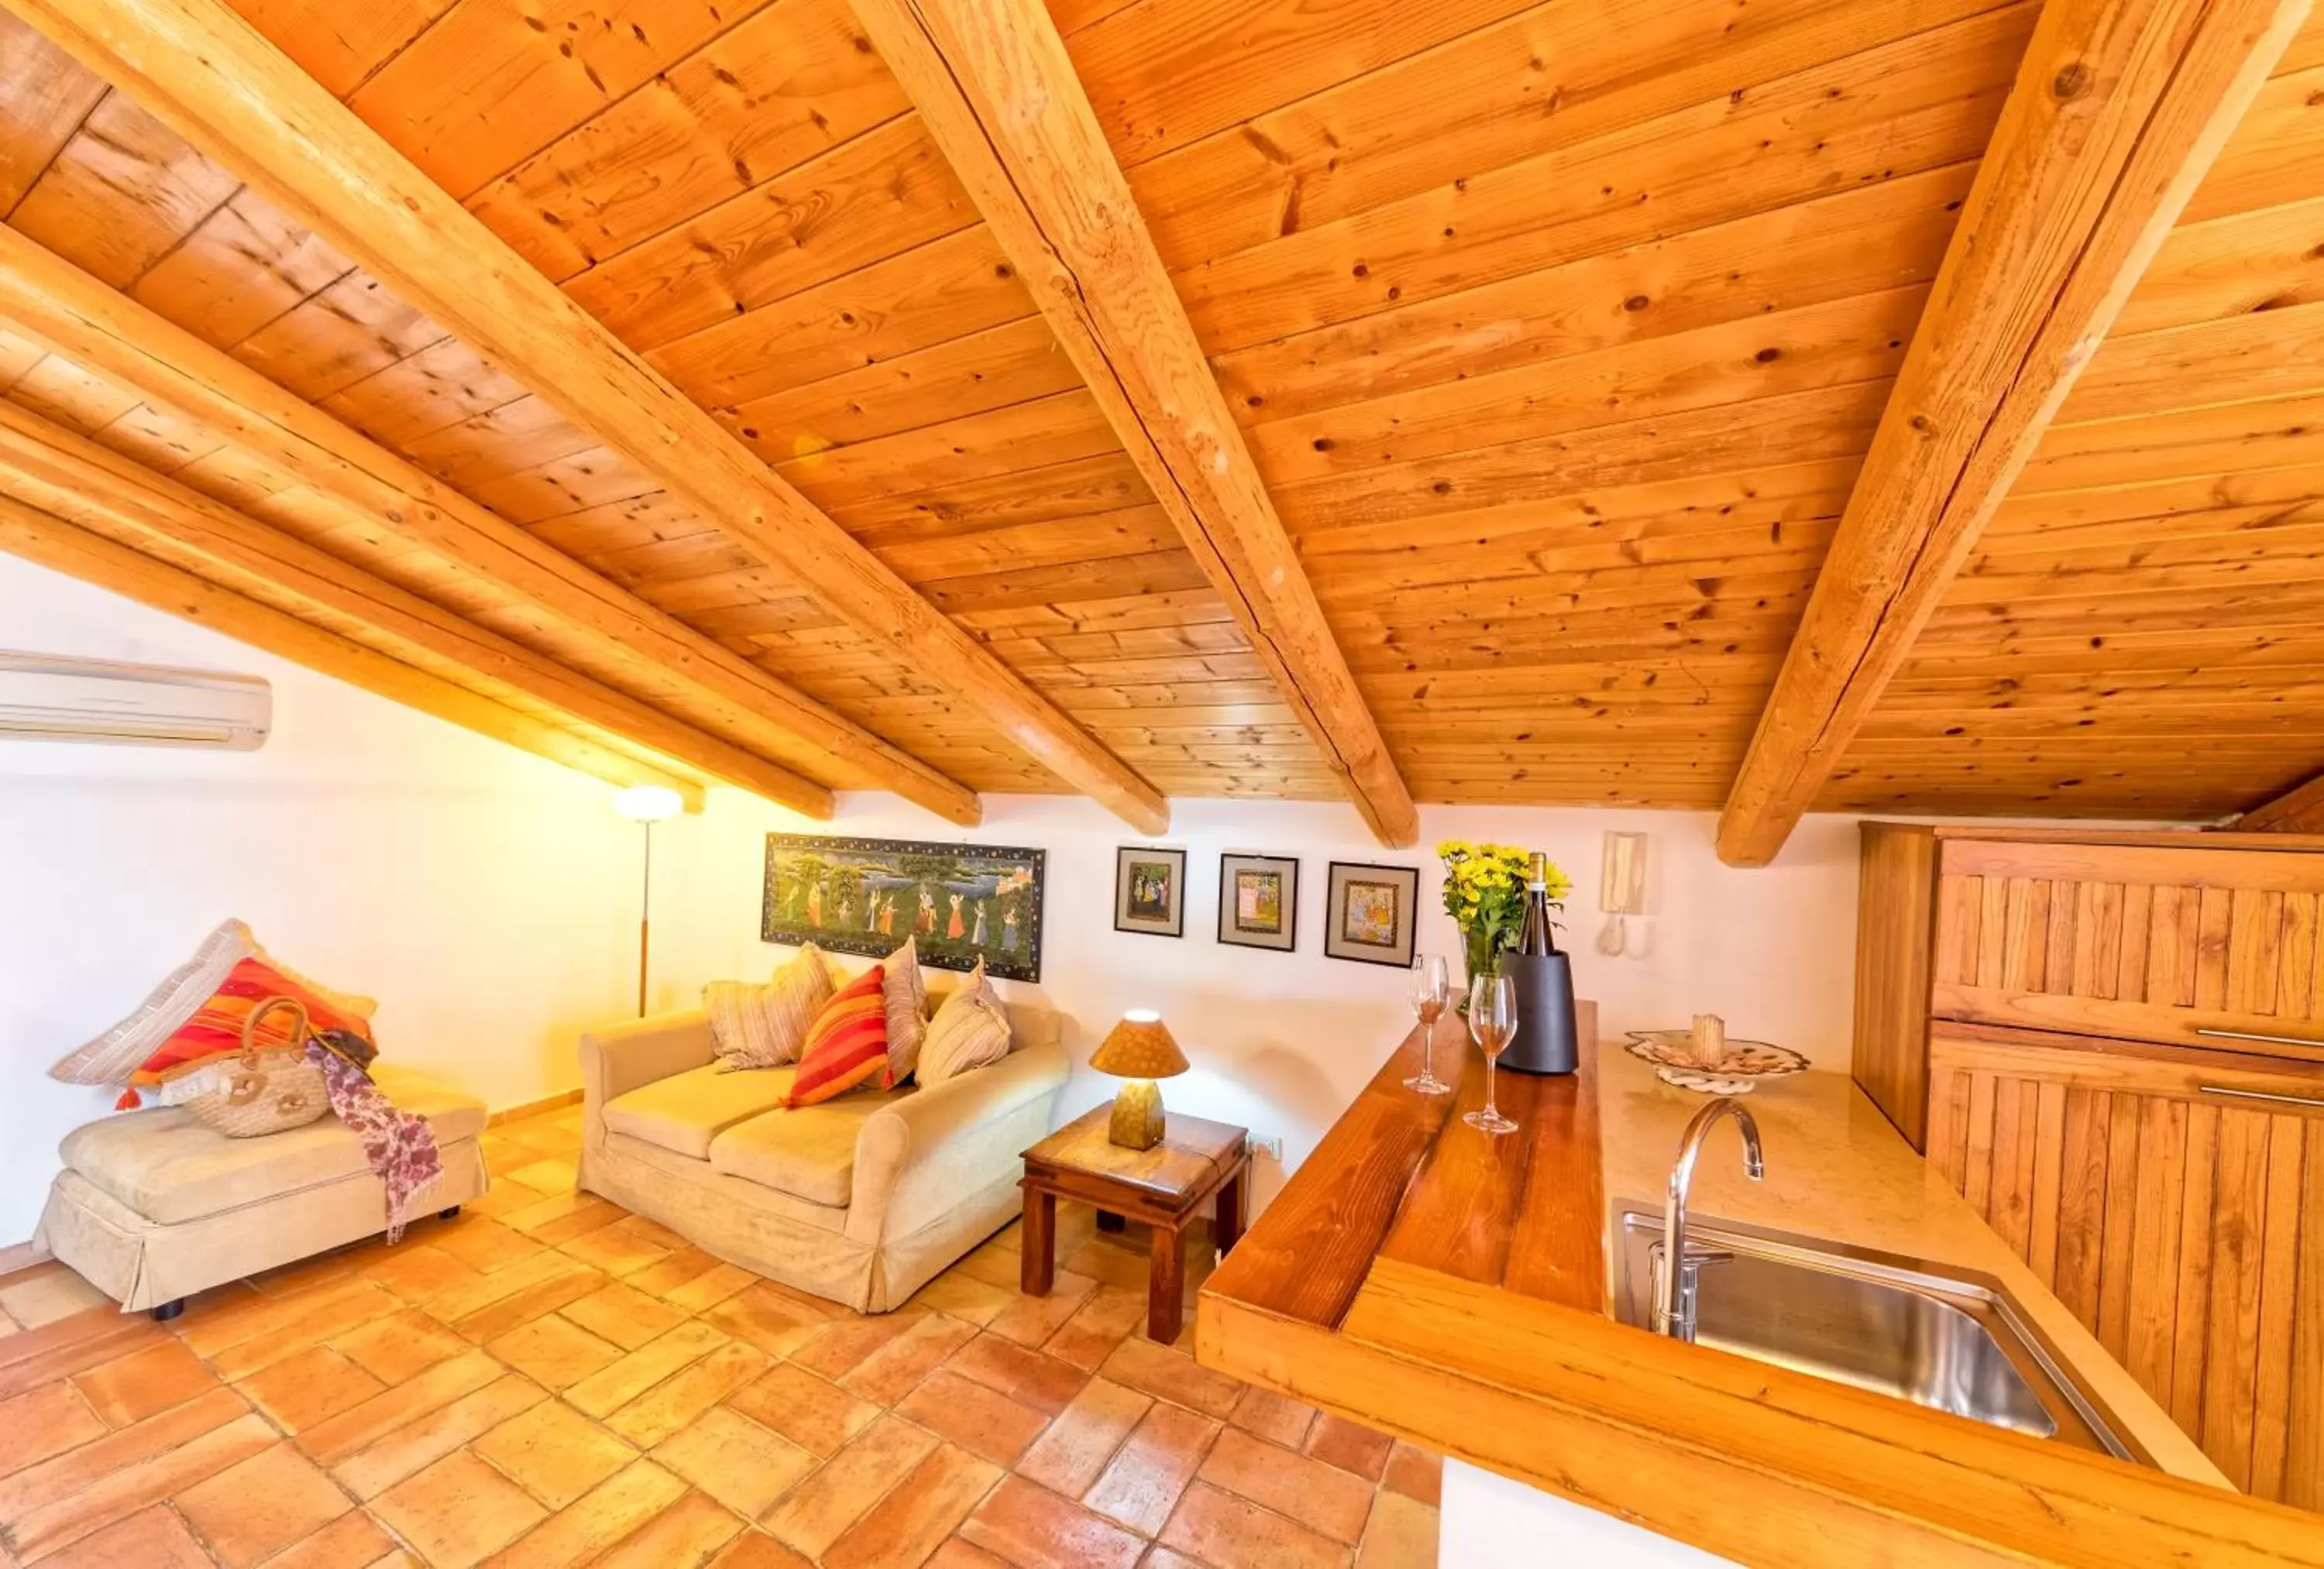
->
xmin=1622 ymin=1030 xmax=1808 ymax=1088
xmin=1649 ymin=1066 xmax=1764 ymax=1097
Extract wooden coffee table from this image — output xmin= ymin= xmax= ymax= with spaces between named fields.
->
xmin=1019 ymin=1106 xmax=1250 ymax=1344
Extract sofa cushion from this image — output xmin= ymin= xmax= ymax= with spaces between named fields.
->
xmin=58 ymin=1065 xmax=483 ymax=1226
xmin=706 ymin=945 xmax=830 ymax=1073
xmin=920 ymin=966 xmax=1012 ymax=1089
xmin=603 ymin=1064 xmax=797 ymax=1159
xmin=707 ymin=1090 xmax=909 ymax=1207
xmin=786 ymin=966 xmax=892 ymax=1108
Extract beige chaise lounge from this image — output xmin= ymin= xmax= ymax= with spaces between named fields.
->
xmin=35 ymin=1065 xmax=490 ymax=1317
xmin=578 ymin=981 xmax=1068 ymax=1312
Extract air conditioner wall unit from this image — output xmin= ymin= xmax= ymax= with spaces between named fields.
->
xmin=0 ymin=651 xmax=271 ymax=750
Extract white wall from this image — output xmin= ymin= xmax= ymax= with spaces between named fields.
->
xmin=645 ymin=784 xmax=1867 ymax=1209
xmin=0 ymin=554 xmax=822 ymax=1245
xmin=1440 ymin=1459 xmax=1738 ymax=1566
xmin=1 ymin=549 xmax=1875 ymax=1245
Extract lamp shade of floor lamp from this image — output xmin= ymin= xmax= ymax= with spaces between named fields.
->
xmin=1090 ymin=1009 xmax=1189 ymax=1150
xmin=614 ymin=785 xmax=684 ymax=1015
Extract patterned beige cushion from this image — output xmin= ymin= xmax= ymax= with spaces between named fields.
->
xmin=602 ymin=1063 xmax=797 ymax=1159
xmin=50 ymin=918 xmax=376 ymax=1088
xmin=706 ymin=945 xmax=830 ymax=1072
xmin=917 ymin=963 xmax=1013 ymax=1089
xmin=882 ymin=938 xmax=929 ymax=1081
xmin=707 ymin=1090 xmax=906 ymax=1208
xmin=58 ymin=1064 xmax=482 ymax=1225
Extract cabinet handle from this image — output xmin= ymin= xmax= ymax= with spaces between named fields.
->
xmin=2195 ymin=1026 xmax=2324 ymax=1050
xmin=2198 ymin=1084 xmax=2324 ymax=1111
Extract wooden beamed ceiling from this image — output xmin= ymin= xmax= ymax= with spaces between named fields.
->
xmin=0 ymin=0 xmax=2317 ymax=853
xmin=849 ymin=0 xmax=1420 ymax=847
xmin=1717 ymin=0 xmax=2312 ymax=865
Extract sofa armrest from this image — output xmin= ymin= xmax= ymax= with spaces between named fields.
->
xmin=847 ymin=1039 xmax=1070 ymax=1246
xmin=579 ymin=1010 xmax=716 ymax=1138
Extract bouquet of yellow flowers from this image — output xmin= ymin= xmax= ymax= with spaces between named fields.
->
xmin=1436 ymin=840 xmax=1572 ymax=987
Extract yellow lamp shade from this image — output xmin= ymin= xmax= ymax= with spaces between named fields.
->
xmin=1089 ymin=1009 xmax=1189 ymax=1080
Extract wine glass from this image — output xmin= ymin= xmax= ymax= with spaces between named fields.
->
xmin=1404 ymin=953 xmax=1452 ymax=1096
xmin=1464 ymin=973 xmax=1520 ymax=1135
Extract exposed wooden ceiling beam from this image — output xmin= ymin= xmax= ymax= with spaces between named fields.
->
xmin=0 ymin=223 xmax=982 ymax=828
xmin=0 ymin=396 xmax=836 ymax=816
xmin=4 ymin=0 xmax=1171 ymax=836
xmin=2233 ymin=771 xmax=2324 ymax=832
xmin=847 ymin=0 xmax=1419 ymax=848
xmin=0 ymin=500 xmax=708 ymax=805
xmin=1715 ymin=0 xmax=2309 ymax=866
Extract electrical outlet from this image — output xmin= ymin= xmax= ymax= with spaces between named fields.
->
xmin=1250 ymin=1134 xmax=1284 ymax=1161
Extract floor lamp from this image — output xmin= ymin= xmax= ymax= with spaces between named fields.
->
xmin=614 ymin=785 xmax=684 ymax=1016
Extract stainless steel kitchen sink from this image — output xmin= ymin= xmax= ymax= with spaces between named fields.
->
xmin=1609 ymin=1204 xmax=2148 ymax=1463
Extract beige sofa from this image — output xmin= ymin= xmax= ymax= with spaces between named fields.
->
xmin=578 ymin=980 xmax=1067 ymax=1312
xmin=36 ymin=1065 xmax=489 ymax=1316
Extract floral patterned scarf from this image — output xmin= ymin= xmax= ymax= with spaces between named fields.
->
xmin=308 ymin=1036 xmax=442 ymax=1243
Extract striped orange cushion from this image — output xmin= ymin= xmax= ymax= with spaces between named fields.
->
xmin=784 ymin=965 xmax=892 ymax=1107
xmin=129 ymin=955 xmax=374 ymax=1093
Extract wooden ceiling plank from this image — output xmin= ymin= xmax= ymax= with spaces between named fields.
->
xmin=463 ymin=0 xmax=909 ymax=281
xmin=341 ymin=0 xmax=770 ymax=202
xmin=647 ymin=225 xmax=1033 ymax=414
xmin=217 ymin=0 xmax=452 ymax=99
xmin=0 ymin=390 xmax=834 ymax=814
xmin=561 ymin=112 xmax=981 ymax=352
xmin=1715 ymin=0 xmax=2311 ymax=867
xmin=850 ymin=0 xmax=1418 ymax=846
xmin=1215 ymin=163 xmax=1975 ymax=430
xmin=1273 ymin=382 xmax=1887 ymax=535
xmin=0 ymin=12 xmax=105 ymax=211
xmin=1249 ymin=286 xmax=1924 ymax=486
xmin=722 ymin=316 xmax=1074 ymax=461
xmin=0 ymin=493 xmax=706 ymax=800
xmin=2234 ymin=771 xmax=2324 ymax=829
xmin=1171 ymin=5 xmax=2031 ymax=358
xmin=5 ymin=0 xmax=1168 ymax=833
xmin=1125 ymin=0 xmax=2010 ymax=269
xmin=0 ymin=168 xmax=985 ymax=823
xmin=9 ymin=88 xmax=239 ymax=290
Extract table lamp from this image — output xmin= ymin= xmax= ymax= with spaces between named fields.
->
xmin=1091 ymin=1008 xmax=1188 ymax=1150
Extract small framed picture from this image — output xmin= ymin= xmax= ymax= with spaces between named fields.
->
xmin=1325 ymin=861 xmax=1419 ymax=966
xmin=1114 ymin=846 xmax=1187 ymax=938
xmin=1218 ymin=853 xmax=1298 ymax=953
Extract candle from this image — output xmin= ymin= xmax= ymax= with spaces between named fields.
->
xmin=1690 ymin=1012 xmax=1727 ymax=1068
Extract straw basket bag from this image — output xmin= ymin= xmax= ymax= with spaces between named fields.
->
xmin=184 ymin=994 xmax=332 ymax=1138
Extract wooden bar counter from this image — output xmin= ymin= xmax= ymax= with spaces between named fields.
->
xmin=1196 ymin=1018 xmax=2324 ymax=1567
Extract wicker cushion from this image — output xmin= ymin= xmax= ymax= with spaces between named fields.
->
xmin=58 ymin=1065 xmax=482 ymax=1226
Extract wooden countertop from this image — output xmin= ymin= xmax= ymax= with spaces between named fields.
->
xmin=1198 ymin=1025 xmax=2324 ymax=1567
xmin=1206 ymin=1007 xmax=1600 ymax=1328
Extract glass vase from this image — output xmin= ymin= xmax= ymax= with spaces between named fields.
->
xmin=1458 ymin=928 xmax=1499 ymax=1012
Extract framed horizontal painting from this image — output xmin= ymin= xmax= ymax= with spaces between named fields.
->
xmin=1115 ymin=846 xmax=1187 ymax=938
xmin=762 ymin=835 xmax=1045 ymax=982
xmin=1219 ymin=853 xmax=1298 ymax=953
xmin=1325 ymin=861 xmax=1418 ymax=966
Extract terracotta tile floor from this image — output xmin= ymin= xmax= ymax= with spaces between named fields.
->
xmin=0 ymin=1105 xmax=1440 ymax=1568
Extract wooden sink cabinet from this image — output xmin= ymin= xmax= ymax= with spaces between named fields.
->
xmin=1858 ymin=824 xmax=2324 ymax=1505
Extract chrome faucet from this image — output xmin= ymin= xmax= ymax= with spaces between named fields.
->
xmin=1651 ymin=1099 xmax=1765 ymax=1341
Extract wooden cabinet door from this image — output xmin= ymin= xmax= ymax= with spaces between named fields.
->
xmin=1931 ymin=836 xmax=2324 ymax=1063
xmin=1927 ymin=1028 xmax=2324 ymax=1505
